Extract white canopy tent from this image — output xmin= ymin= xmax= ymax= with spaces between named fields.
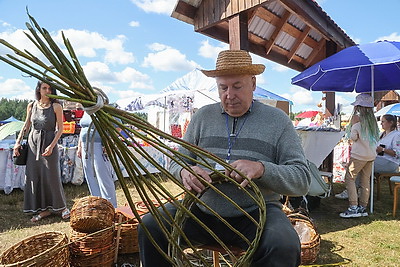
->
xmin=117 ymin=69 xmax=292 ymax=135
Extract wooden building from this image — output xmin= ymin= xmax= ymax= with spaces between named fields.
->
xmin=171 ymin=0 xmax=356 ymax=116
xmin=375 ymin=91 xmax=400 ymax=111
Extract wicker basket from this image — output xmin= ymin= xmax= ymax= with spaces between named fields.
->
xmin=70 ymin=241 xmax=116 ymax=267
xmin=69 ymin=227 xmax=116 ymax=267
xmin=115 ymin=211 xmax=139 ymax=254
xmin=70 ymin=196 xmax=115 ymax=233
xmin=287 ymin=213 xmax=320 ymax=265
xmin=69 ymin=227 xmax=115 ymax=255
xmin=0 ymin=231 xmax=69 ymax=267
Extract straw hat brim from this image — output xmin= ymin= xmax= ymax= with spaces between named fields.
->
xmin=201 ymin=65 xmax=265 ymax=77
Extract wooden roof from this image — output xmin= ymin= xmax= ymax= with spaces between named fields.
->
xmin=171 ymin=0 xmax=356 ymax=71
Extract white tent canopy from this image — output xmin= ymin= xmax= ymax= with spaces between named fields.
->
xmin=117 ymin=69 xmax=292 ymax=133
xmin=118 ymin=69 xmax=292 ymax=112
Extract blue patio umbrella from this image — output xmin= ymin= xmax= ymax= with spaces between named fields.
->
xmin=291 ymin=40 xmax=400 ymax=214
xmin=375 ymin=103 xmax=400 ymax=117
xmin=291 ymin=40 xmax=400 ymax=93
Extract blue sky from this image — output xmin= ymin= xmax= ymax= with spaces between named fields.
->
xmin=0 ymin=0 xmax=399 ymax=114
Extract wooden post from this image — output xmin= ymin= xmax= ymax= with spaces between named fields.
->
xmin=321 ymin=41 xmax=338 ymax=173
xmin=229 ymin=12 xmax=249 ymax=50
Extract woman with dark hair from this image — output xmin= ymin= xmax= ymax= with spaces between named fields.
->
xmin=375 ymin=114 xmax=400 ymax=173
xmin=13 ymin=81 xmax=70 ymax=222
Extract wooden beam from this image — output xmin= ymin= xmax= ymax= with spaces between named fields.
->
xmin=249 ymin=42 xmax=305 ymax=71
xmin=287 ymin=25 xmax=310 ymax=63
xmin=174 ymin=0 xmax=197 ymax=21
xmin=253 ymin=6 xmax=278 ymax=24
xmin=279 ymin=0 xmax=355 ymax=48
xmin=264 ymin=10 xmax=291 ymax=54
xmin=229 ymin=13 xmax=249 ymax=50
xmin=304 ymin=38 xmax=326 ymax=67
xmin=201 ymin=26 xmax=230 ymax=44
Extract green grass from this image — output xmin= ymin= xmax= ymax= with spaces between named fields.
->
xmin=0 ymin=180 xmax=399 ymax=266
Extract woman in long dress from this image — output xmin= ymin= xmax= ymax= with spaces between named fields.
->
xmin=13 ymin=81 xmax=70 ymax=222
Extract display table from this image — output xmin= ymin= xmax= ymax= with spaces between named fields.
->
xmin=296 ymin=127 xmax=345 ymax=168
xmin=0 ymin=148 xmax=26 ymax=194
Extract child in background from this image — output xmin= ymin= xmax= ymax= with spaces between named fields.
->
xmin=340 ymin=93 xmax=379 ymax=218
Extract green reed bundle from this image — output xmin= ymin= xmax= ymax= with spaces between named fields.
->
xmin=0 ymin=12 xmax=266 ymax=266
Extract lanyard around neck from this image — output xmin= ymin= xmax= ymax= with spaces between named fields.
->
xmin=225 ymin=113 xmax=248 ymax=162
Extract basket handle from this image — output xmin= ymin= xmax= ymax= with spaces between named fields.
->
xmin=287 ymin=212 xmax=317 ymax=229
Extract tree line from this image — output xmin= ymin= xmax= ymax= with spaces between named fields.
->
xmin=0 ymin=98 xmax=30 ymax=121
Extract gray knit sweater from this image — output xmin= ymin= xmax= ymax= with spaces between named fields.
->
xmin=169 ymin=101 xmax=311 ymax=217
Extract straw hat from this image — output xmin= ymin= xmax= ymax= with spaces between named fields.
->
xmin=201 ymin=50 xmax=265 ymax=77
xmin=351 ymin=93 xmax=374 ymax=108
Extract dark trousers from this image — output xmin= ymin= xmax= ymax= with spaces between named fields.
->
xmin=138 ymin=202 xmax=301 ymax=266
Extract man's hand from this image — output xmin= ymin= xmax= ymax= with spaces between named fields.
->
xmin=181 ymin=166 xmax=212 ymax=193
xmin=226 ymin=160 xmax=264 ymax=187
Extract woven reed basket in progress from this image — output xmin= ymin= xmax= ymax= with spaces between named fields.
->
xmin=0 ymin=231 xmax=69 ymax=267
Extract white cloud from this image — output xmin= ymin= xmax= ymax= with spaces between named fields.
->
xmin=1 ymin=28 xmax=135 ymax=66
xmin=1 ymin=20 xmax=11 ymax=28
xmin=198 ymin=40 xmax=228 ymax=59
xmin=83 ymin=61 xmax=153 ymax=90
xmin=56 ymin=29 xmax=135 ymax=65
xmin=83 ymin=62 xmax=118 ymax=83
xmin=148 ymin=43 xmax=168 ymax=51
xmin=282 ymin=86 xmax=317 ymax=111
xmin=130 ymin=0 xmax=176 ymax=15
xmin=116 ymin=67 xmax=154 ymax=89
xmin=375 ymin=32 xmax=400 ymax=42
xmin=255 ymin=75 xmax=266 ymax=85
xmin=0 ymin=78 xmax=33 ymax=99
xmin=271 ymin=62 xmax=290 ymax=72
xmin=0 ymin=29 xmax=39 ymax=56
xmin=129 ymin=21 xmax=140 ymax=27
xmin=143 ymin=43 xmax=199 ymax=71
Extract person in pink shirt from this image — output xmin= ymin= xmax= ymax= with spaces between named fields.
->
xmin=340 ymin=93 xmax=379 ymax=218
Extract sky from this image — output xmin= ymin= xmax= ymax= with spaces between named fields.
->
xmin=0 ymin=0 xmax=399 ymax=114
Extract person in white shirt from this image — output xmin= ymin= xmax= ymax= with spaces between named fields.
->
xmin=340 ymin=94 xmax=379 ymax=218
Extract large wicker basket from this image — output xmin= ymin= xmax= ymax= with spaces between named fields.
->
xmin=69 ymin=227 xmax=116 ymax=267
xmin=287 ymin=213 xmax=320 ymax=265
xmin=70 ymin=241 xmax=116 ymax=267
xmin=70 ymin=196 xmax=115 ymax=233
xmin=69 ymin=227 xmax=115 ymax=255
xmin=0 ymin=231 xmax=69 ymax=267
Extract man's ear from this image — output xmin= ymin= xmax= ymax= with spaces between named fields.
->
xmin=252 ymin=76 xmax=256 ymax=91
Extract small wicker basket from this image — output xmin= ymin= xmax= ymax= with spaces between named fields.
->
xmin=0 ymin=231 xmax=69 ymax=267
xmin=115 ymin=210 xmax=139 ymax=254
xmin=70 ymin=196 xmax=115 ymax=233
xmin=287 ymin=213 xmax=320 ymax=265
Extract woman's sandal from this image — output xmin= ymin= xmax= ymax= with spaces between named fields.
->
xmin=31 ymin=211 xmax=51 ymax=222
xmin=61 ymin=208 xmax=70 ymax=220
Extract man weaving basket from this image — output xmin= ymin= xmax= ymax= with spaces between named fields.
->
xmin=138 ymin=50 xmax=311 ymax=266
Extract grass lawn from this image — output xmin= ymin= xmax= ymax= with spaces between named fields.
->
xmin=0 ymin=179 xmax=399 ymax=266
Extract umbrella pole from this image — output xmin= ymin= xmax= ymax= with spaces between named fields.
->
xmin=370 ymin=65 xmax=375 ymax=214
